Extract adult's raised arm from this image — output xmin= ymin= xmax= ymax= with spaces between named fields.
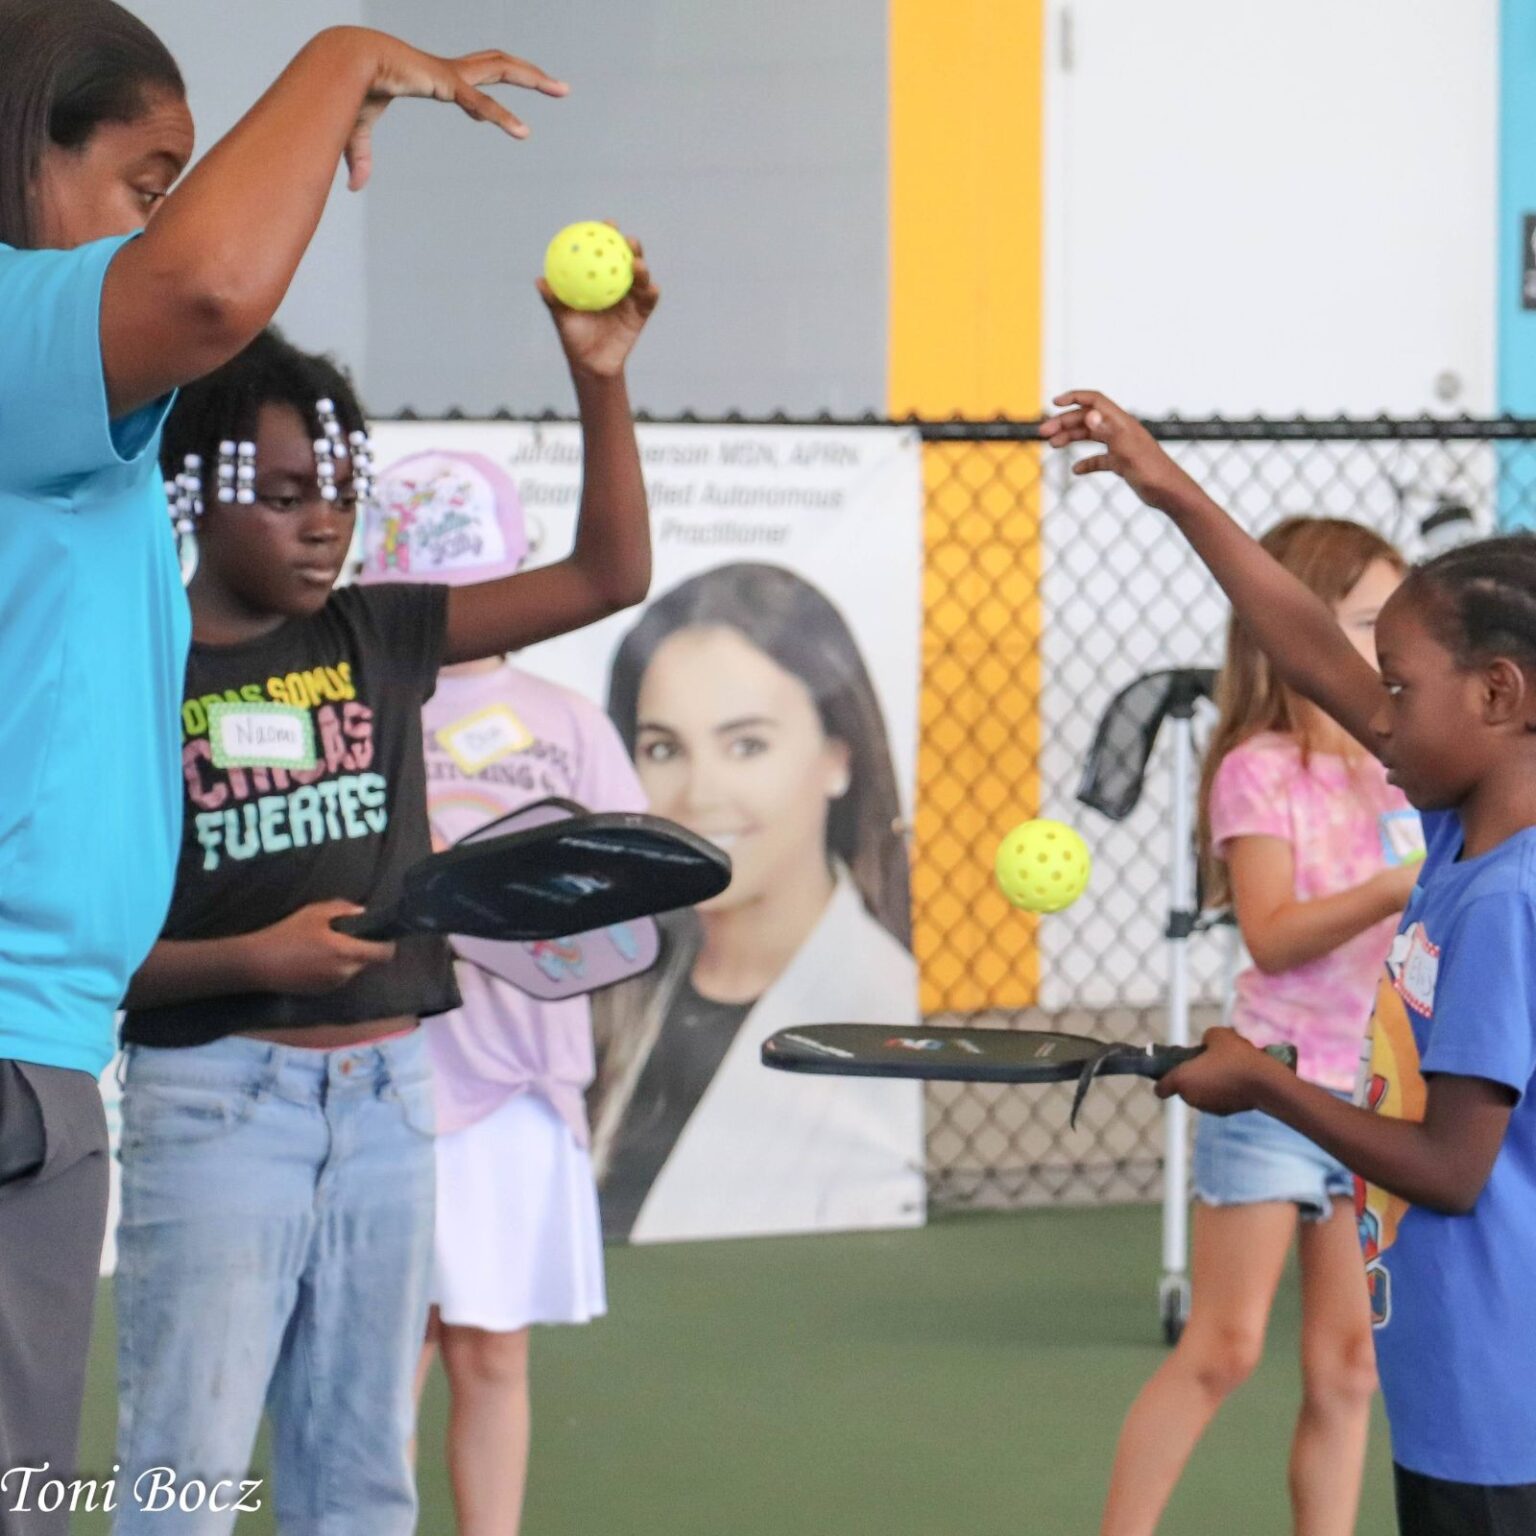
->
xmin=102 ymin=26 xmax=566 ymax=417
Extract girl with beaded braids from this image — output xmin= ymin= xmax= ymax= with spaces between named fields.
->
xmin=115 ymin=217 xmax=656 ymax=1536
xmin=1043 ymin=392 xmax=1536 ymax=1536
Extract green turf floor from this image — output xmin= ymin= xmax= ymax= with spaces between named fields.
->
xmin=72 ymin=1205 xmax=1397 ymax=1534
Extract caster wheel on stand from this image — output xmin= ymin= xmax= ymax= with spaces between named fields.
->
xmin=1159 ymin=1275 xmax=1190 ymax=1346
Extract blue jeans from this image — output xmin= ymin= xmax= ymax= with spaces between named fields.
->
xmin=112 ymin=1032 xmax=435 ymax=1536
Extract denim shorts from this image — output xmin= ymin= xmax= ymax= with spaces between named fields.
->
xmin=1193 ymin=1092 xmax=1354 ymax=1222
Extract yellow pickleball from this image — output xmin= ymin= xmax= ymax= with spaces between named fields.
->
xmin=994 ymin=819 xmax=1093 ymax=914
xmin=544 ymin=221 xmax=635 ymax=312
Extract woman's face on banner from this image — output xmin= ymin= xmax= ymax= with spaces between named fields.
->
xmin=633 ymin=626 xmax=850 ymax=914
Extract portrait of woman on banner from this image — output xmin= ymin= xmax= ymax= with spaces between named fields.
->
xmin=590 ymin=562 xmax=923 ymax=1243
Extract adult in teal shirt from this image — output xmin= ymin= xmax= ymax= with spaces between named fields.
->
xmin=0 ymin=5 xmax=563 ymax=1526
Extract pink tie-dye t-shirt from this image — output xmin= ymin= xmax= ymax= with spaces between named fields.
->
xmin=1209 ymin=732 xmax=1419 ymax=1091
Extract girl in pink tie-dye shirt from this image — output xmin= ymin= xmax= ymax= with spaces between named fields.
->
xmin=1100 ymin=517 xmax=1421 ymax=1536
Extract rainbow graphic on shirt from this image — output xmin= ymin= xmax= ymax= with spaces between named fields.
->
xmin=426 ymin=788 xmax=514 ymax=850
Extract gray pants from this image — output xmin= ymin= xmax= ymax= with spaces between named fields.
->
xmin=0 ymin=1061 xmax=109 ymax=1536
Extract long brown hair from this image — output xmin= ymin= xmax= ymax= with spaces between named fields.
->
xmin=1197 ymin=516 xmax=1405 ymax=907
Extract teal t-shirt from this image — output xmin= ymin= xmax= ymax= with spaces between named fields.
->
xmin=0 ymin=235 xmax=190 ymax=1075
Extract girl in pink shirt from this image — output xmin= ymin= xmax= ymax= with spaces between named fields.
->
xmin=359 ymin=453 xmax=644 ymax=1536
xmin=1100 ymin=518 xmax=1420 ymax=1536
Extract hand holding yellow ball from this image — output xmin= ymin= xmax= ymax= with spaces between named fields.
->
xmin=544 ymin=221 xmax=636 ymax=311
xmin=994 ymin=819 xmax=1093 ymax=914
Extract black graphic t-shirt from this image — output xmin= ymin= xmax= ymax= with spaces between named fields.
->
xmin=123 ymin=583 xmax=459 ymax=1047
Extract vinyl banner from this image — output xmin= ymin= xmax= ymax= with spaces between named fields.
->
xmin=369 ymin=421 xmax=927 ymax=1243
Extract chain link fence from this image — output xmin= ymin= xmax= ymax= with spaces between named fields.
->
xmin=389 ymin=407 xmax=1536 ymax=1214
xmin=914 ymin=416 xmax=1536 ymax=1211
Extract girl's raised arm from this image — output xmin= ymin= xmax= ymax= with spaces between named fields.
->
xmin=103 ymin=27 xmax=566 ymax=417
xmin=1040 ymin=391 xmax=1388 ymax=755
xmin=443 ymin=235 xmax=660 ymax=663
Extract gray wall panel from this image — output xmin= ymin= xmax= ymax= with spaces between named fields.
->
xmin=359 ymin=0 xmax=888 ymax=415
xmin=124 ymin=2 xmax=887 ymax=415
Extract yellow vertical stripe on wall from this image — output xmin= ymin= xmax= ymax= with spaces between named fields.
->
xmin=890 ymin=0 xmax=1046 ymax=1014
xmin=889 ymin=0 xmax=1043 ymax=418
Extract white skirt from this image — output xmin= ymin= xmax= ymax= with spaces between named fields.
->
xmin=432 ymin=1090 xmax=607 ymax=1332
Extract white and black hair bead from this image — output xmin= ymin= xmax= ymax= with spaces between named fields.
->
xmin=216 ymin=439 xmax=237 ymax=504
xmin=235 ymin=441 xmax=257 ymax=506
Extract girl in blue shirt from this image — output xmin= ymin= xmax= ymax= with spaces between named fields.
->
xmin=0 ymin=2 xmax=562 ymax=1523
xmin=1044 ymin=392 xmax=1536 ymax=1536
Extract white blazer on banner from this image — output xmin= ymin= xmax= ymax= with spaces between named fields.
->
xmin=629 ymin=875 xmax=925 ymax=1244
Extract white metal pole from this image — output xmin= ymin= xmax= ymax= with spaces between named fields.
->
xmin=1163 ymin=713 xmax=1195 ymax=1289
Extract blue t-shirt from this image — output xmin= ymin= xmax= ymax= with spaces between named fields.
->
xmin=1356 ymin=808 xmax=1536 ymax=1483
xmin=0 ymin=236 xmax=190 ymax=1075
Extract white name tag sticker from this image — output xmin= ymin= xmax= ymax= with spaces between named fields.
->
xmin=436 ymin=705 xmax=533 ymax=776
xmin=1393 ymin=921 xmax=1441 ymax=1017
xmin=209 ymin=702 xmax=318 ymax=770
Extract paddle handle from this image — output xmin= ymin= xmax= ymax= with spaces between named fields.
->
xmin=1148 ymin=1041 xmax=1299 ymax=1077
xmin=330 ymin=911 xmax=405 ymax=941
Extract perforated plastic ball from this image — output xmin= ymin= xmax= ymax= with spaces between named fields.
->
xmin=543 ymin=222 xmax=635 ymax=312
xmin=994 ymin=819 xmax=1092 ymax=914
